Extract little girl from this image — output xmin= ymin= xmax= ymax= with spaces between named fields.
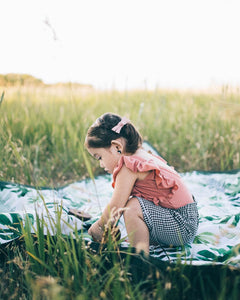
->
xmin=85 ymin=113 xmax=199 ymax=253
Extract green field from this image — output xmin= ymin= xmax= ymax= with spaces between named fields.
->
xmin=0 ymin=84 xmax=240 ymax=299
xmin=1 ymin=85 xmax=239 ymax=187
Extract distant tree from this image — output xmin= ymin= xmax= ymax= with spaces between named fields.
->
xmin=0 ymin=73 xmax=43 ymax=86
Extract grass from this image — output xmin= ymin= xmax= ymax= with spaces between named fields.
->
xmin=0 ymin=206 xmax=240 ymax=300
xmin=0 ymin=84 xmax=240 ymax=299
xmin=0 ymin=85 xmax=239 ymax=187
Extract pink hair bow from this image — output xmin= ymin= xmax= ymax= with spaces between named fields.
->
xmin=111 ymin=117 xmax=129 ymax=134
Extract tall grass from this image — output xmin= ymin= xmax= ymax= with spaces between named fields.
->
xmin=0 ymin=201 xmax=168 ymax=299
xmin=0 ymin=86 xmax=239 ymax=186
xmin=1 ymin=203 xmax=240 ymax=300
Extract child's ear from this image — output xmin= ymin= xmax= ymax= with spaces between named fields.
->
xmin=111 ymin=139 xmax=124 ymax=153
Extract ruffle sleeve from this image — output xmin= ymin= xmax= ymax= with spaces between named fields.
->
xmin=112 ymin=155 xmax=179 ymax=202
xmin=112 ymin=155 xmax=157 ymax=184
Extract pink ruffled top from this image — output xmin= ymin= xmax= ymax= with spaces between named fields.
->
xmin=112 ymin=155 xmax=193 ymax=209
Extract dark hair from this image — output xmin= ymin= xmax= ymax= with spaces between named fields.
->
xmin=85 ymin=113 xmax=142 ymax=154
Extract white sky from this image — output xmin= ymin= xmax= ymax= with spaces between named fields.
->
xmin=1 ymin=0 xmax=240 ymax=90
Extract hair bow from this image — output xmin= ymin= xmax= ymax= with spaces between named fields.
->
xmin=111 ymin=117 xmax=129 ymax=134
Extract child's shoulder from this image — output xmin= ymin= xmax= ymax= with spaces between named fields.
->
xmin=130 ymin=148 xmax=152 ymax=159
xmin=113 ymin=150 xmax=151 ymax=176
xmin=113 ymin=151 xmax=152 ymax=183
xmin=121 ymin=149 xmax=162 ymax=172
xmin=131 ymin=149 xmax=164 ymax=165
xmin=123 ymin=149 xmax=152 ymax=166
xmin=128 ymin=149 xmax=177 ymax=174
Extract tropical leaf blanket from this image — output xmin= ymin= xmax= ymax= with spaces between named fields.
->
xmin=0 ymin=143 xmax=239 ymax=267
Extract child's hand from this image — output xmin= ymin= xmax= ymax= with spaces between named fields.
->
xmin=88 ymin=221 xmax=104 ymax=242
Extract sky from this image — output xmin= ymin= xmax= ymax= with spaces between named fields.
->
xmin=1 ymin=0 xmax=240 ymax=90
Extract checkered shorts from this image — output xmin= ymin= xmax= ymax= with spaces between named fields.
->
xmin=137 ymin=196 xmax=199 ymax=246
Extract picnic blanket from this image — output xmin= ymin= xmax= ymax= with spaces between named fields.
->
xmin=0 ymin=143 xmax=239 ymax=267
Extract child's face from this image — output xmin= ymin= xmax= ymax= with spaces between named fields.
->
xmin=87 ymin=146 xmax=120 ymax=174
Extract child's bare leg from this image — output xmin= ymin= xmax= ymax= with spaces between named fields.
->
xmin=123 ymin=197 xmax=149 ymax=254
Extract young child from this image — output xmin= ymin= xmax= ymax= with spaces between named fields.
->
xmin=85 ymin=113 xmax=199 ymax=253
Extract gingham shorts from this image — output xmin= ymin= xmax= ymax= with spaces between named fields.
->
xmin=137 ymin=196 xmax=199 ymax=246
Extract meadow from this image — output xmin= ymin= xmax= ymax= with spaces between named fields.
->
xmin=0 ymin=85 xmax=239 ymax=187
xmin=0 ymin=84 xmax=240 ymax=299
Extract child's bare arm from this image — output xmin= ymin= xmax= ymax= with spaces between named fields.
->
xmin=88 ymin=166 xmax=137 ymax=240
xmin=100 ymin=165 xmax=137 ymax=225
